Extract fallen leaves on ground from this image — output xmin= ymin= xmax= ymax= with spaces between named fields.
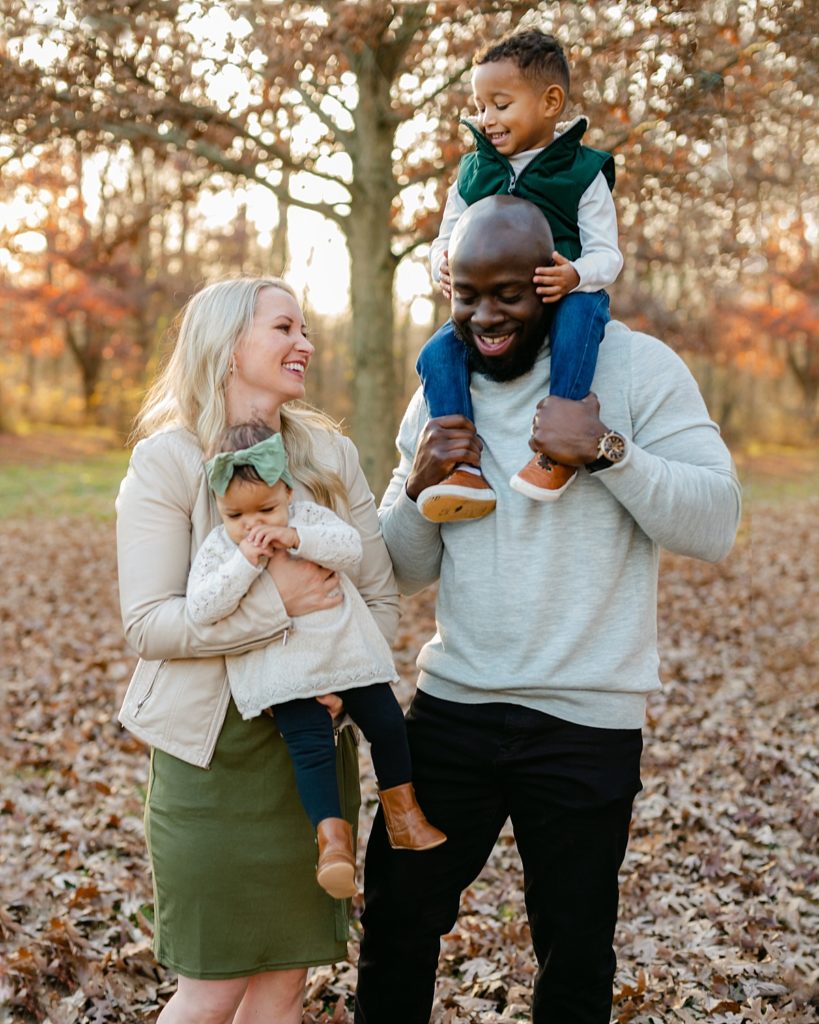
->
xmin=0 ymin=501 xmax=817 ymax=1023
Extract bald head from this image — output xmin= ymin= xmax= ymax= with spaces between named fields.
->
xmin=449 ymin=195 xmax=555 ymax=277
xmin=448 ymin=196 xmax=555 ymax=382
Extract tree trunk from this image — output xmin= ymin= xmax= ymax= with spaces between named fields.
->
xmin=345 ymin=54 xmax=399 ymax=500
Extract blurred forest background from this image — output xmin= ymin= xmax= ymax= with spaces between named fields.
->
xmin=0 ymin=0 xmax=816 ymax=494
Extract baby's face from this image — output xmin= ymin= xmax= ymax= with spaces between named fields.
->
xmin=217 ymin=477 xmax=291 ymax=546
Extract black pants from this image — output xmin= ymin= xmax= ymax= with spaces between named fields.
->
xmin=275 ymin=682 xmax=412 ymax=827
xmin=355 ymin=691 xmax=643 ymax=1024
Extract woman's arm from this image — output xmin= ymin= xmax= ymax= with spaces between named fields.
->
xmin=336 ymin=435 xmax=401 ymax=644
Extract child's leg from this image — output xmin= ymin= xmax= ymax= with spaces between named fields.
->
xmin=273 ymin=698 xmax=342 ymax=827
xmin=415 ymin=320 xmax=474 ymax=422
xmin=414 ymin=323 xmax=497 ymax=524
xmin=342 ymin=684 xmax=447 ymax=851
xmin=340 ymin=683 xmax=412 ymax=790
xmin=510 ymin=291 xmax=610 ymax=503
xmin=548 ymin=290 xmax=610 ymax=400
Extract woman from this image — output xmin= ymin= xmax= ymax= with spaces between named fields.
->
xmin=116 ymin=277 xmax=399 ymax=1023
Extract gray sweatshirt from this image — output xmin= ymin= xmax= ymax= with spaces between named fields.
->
xmin=380 ymin=322 xmax=741 ymax=729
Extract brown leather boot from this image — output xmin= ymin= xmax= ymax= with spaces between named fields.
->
xmin=378 ymin=783 xmax=447 ymax=851
xmin=315 ymin=817 xmax=357 ymax=899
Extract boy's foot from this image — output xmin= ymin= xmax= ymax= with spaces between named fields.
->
xmin=417 ymin=468 xmax=496 ymax=523
xmin=315 ymin=818 xmax=357 ymax=899
xmin=509 ymin=454 xmax=576 ymax=502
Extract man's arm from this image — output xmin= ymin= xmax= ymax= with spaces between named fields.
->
xmin=379 ymin=390 xmax=447 ymax=595
xmin=531 ymin=332 xmax=741 ymax=562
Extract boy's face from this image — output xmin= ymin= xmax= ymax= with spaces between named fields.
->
xmin=216 ymin=477 xmax=291 ymax=547
xmin=472 ymin=60 xmax=557 ymax=156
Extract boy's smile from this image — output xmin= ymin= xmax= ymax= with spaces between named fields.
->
xmin=472 ymin=59 xmax=559 ymax=157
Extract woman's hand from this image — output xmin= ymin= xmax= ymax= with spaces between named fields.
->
xmin=315 ymin=693 xmax=344 ymax=719
xmin=265 ymin=550 xmax=343 ymax=616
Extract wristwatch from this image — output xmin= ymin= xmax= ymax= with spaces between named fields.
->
xmin=586 ymin=430 xmax=627 ymax=474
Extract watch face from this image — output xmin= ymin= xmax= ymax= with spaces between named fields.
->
xmin=601 ymin=432 xmax=626 ymax=462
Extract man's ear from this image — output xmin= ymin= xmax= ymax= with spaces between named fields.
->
xmin=542 ymin=83 xmax=566 ymax=118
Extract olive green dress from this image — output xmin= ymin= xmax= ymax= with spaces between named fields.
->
xmin=145 ymin=700 xmax=360 ymax=978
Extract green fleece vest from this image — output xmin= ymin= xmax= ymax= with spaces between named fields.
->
xmin=457 ymin=118 xmax=615 ymax=261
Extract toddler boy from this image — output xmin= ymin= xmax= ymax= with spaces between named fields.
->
xmin=416 ymin=28 xmax=622 ymax=521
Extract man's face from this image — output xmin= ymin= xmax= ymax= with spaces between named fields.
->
xmin=450 ymin=238 xmax=552 ymax=382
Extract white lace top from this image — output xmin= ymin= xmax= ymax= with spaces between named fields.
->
xmin=186 ymin=500 xmax=399 ymax=719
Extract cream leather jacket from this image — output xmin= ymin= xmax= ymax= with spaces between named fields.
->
xmin=116 ymin=426 xmax=399 ymax=768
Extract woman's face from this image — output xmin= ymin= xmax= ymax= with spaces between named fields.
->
xmin=232 ymin=287 xmax=314 ymax=415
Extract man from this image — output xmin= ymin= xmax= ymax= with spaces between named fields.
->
xmin=355 ymin=195 xmax=741 ymax=1024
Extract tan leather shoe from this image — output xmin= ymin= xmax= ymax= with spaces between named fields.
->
xmin=417 ymin=468 xmax=496 ymax=523
xmin=315 ymin=818 xmax=357 ymax=899
xmin=510 ymin=454 xmax=576 ymax=502
xmin=378 ymin=783 xmax=447 ymax=851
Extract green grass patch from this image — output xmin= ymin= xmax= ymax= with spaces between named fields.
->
xmin=0 ymin=448 xmax=130 ymax=521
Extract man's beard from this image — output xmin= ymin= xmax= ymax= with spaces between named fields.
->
xmin=453 ymin=313 xmax=551 ymax=383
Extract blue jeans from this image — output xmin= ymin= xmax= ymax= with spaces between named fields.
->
xmin=415 ymin=291 xmax=610 ymax=419
xmin=275 ymin=683 xmax=412 ymax=827
xmin=355 ymin=690 xmax=642 ymax=1023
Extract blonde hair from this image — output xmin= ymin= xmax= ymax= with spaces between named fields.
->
xmin=133 ymin=276 xmax=347 ymax=510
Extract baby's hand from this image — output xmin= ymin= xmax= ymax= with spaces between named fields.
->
xmin=439 ymin=253 xmax=452 ymax=301
xmin=239 ymin=535 xmax=269 ymax=567
xmin=246 ymin=524 xmax=300 ymax=554
xmin=534 ymin=252 xmax=580 ymax=304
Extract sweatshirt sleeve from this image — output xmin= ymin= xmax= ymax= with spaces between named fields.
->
xmin=378 ymin=390 xmax=445 ymax=595
xmin=290 ymin=501 xmax=363 ymax=573
xmin=116 ymin=433 xmax=291 ymax=662
xmin=593 ymin=333 xmax=741 ymax=562
xmin=186 ymin=529 xmax=264 ymax=626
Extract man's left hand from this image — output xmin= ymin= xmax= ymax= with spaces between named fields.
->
xmin=529 ymin=393 xmax=606 ymax=466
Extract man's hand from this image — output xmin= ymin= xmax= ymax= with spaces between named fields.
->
xmin=246 ymin=524 xmax=300 ymax=554
xmin=406 ymin=415 xmax=483 ymax=501
xmin=529 ymin=394 xmax=606 ymax=466
xmin=439 ymin=252 xmax=452 ymax=301
xmin=534 ymin=252 xmax=580 ymax=304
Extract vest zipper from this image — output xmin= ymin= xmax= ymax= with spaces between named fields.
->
xmin=507 ymin=168 xmax=517 ymax=193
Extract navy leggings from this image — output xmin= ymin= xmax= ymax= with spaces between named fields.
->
xmin=275 ymin=683 xmax=412 ymax=827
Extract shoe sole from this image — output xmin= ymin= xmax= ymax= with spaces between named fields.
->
xmin=419 ymin=492 xmax=497 ymax=522
xmin=509 ymin=472 xmax=575 ymax=502
xmin=387 ymin=834 xmax=448 ymax=851
xmin=316 ymin=862 xmax=357 ymax=899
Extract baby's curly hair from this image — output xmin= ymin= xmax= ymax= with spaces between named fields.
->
xmin=475 ymin=28 xmax=570 ymax=95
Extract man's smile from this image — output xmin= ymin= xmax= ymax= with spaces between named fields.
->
xmin=472 ymin=329 xmax=518 ymax=358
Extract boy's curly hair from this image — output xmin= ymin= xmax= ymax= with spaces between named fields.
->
xmin=475 ymin=28 xmax=570 ymax=95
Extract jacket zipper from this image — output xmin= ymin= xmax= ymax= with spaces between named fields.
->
xmin=134 ymin=660 xmax=165 ymax=716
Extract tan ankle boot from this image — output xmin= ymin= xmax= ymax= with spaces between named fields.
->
xmin=378 ymin=783 xmax=447 ymax=851
xmin=315 ymin=817 xmax=357 ymax=899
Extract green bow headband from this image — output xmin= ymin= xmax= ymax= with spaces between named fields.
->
xmin=206 ymin=433 xmax=294 ymax=496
